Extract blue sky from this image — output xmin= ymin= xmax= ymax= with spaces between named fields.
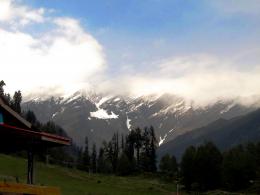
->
xmin=24 ymin=0 xmax=260 ymax=67
xmin=1 ymin=0 xmax=260 ymax=104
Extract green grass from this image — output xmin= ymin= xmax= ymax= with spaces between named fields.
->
xmin=0 ymin=154 xmax=177 ymax=195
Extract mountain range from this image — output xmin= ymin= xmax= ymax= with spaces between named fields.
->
xmin=158 ymin=108 xmax=260 ymax=160
xmin=22 ymin=91 xmax=259 ymax=149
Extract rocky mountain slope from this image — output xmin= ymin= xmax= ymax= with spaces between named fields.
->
xmin=157 ymin=108 xmax=260 ymax=160
xmin=22 ymin=92 xmax=258 ymax=147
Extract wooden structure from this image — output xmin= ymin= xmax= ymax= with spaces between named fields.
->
xmin=0 ymin=182 xmax=60 ymax=195
xmin=0 ymin=96 xmax=71 ymax=194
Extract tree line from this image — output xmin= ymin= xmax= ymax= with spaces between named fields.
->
xmin=0 ymin=80 xmax=22 ymax=114
xmin=160 ymin=141 xmax=260 ymax=193
xmin=77 ymin=126 xmax=157 ymax=175
xmin=2 ymin=80 xmax=260 ymax=193
xmin=0 ymin=80 xmax=78 ymax=165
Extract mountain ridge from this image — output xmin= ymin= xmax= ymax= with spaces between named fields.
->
xmin=157 ymin=108 xmax=260 ymax=160
xmin=22 ymin=91 xmax=259 ymax=147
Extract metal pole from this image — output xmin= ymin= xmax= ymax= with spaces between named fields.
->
xmin=27 ymin=150 xmax=34 ymax=184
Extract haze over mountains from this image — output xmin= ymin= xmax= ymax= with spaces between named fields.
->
xmin=22 ymin=91 xmax=259 ymax=148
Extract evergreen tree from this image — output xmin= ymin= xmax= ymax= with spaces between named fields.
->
xmin=77 ymin=147 xmax=84 ymax=170
xmin=159 ymin=154 xmax=178 ymax=176
xmin=180 ymin=142 xmax=222 ymax=191
xmin=149 ymin=126 xmax=157 ymax=172
xmin=140 ymin=127 xmax=150 ymax=171
xmin=195 ymin=142 xmax=222 ymax=190
xmin=25 ymin=110 xmax=37 ymax=125
xmin=222 ymin=145 xmax=256 ymax=190
xmin=180 ymin=146 xmax=197 ymax=190
xmin=121 ymin=134 xmax=125 ymax=151
xmin=0 ymin=80 xmax=5 ymax=97
xmin=97 ymin=147 xmax=105 ymax=173
xmin=125 ymin=131 xmax=135 ymax=162
xmin=101 ymin=141 xmax=113 ymax=174
xmin=111 ymin=133 xmax=119 ymax=172
xmin=91 ymin=143 xmax=97 ymax=173
xmin=133 ymin=127 xmax=142 ymax=169
xmin=11 ymin=90 xmax=22 ymax=113
xmin=82 ymin=137 xmax=90 ymax=172
xmin=116 ymin=152 xmax=133 ymax=176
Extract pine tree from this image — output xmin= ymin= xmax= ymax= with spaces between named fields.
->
xmin=140 ymin=127 xmax=150 ymax=172
xmin=134 ymin=127 xmax=142 ymax=169
xmin=121 ymin=134 xmax=125 ymax=151
xmin=222 ymin=145 xmax=256 ymax=190
xmin=77 ymin=147 xmax=84 ymax=170
xmin=195 ymin=142 xmax=222 ymax=190
xmin=11 ymin=90 xmax=22 ymax=113
xmin=111 ymin=133 xmax=119 ymax=172
xmin=125 ymin=130 xmax=135 ymax=162
xmin=159 ymin=154 xmax=178 ymax=175
xmin=91 ymin=143 xmax=97 ymax=173
xmin=149 ymin=126 xmax=157 ymax=172
xmin=116 ymin=152 xmax=133 ymax=176
xmin=0 ymin=80 xmax=5 ymax=97
xmin=82 ymin=137 xmax=90 ymax=172
xmin=180 ymin=146 xmax=197 ymax=190
xmin=25 ymin=110 xmax=37 ymax=125
xmin=97 ymin=147 xmax=105 ymax=173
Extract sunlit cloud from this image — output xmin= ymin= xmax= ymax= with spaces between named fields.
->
xmin=99 ymin=54 xmax=260 ymax=106
xmin=1 ymin=0 xmax=260 ymax=106
xmin=0 ymin=0 xmax=106 ymax=98
xmin=0 ymin=0 xmax=45 ymax=26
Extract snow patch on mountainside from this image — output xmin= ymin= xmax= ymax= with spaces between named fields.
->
xmin=159 ymin=134 xmax=168 ymax=146
xmin=90 ymin=96 xmax=119 ymax=119
xmin=52 ymin=107 xmax=65 ymax=119
xmin=220 ymin=102 xmax=235 ymax=114
xmin=90 ymin=109 xmax=118 ymax=119
xmin=126 ymin=115 xmax=132 ymax=130
xmin=114 ymin=97 xmax=120 ymax=102
xmin=96 ymin=96 xmax=112 ymax=107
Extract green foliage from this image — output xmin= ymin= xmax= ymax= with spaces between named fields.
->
xmin=25 ymin=110 xmax=37 ymax=125
xmin=0 ymin=80 xmax=22 ymax=109
xmin=0 ymin=80 xmax=5 ymax=97
xmin=97 ymin=147 xmax=109 ymax=173
xmin=91 ymin=143 xmax=97 ymax=173
xmin=82 ymin=137 xmax=90 ymax=172
xmin=180 ymin=141 xmax=260 ymax=193
xmin=116 ymin=153 xmax=133 ymax=176
xmin=180 ymin=145 xmax=197 ymax=190
xmin=222 ymin=145 xmax=256 ymax=190
xmin=180 ymin=142 xmax=222 ymax=191
xmin=0 ymin=154 xmax=178 ymax=195
xmin=11 ymin=90 xmax=22 ymax=113
xmin=159 ymin=154 xmax=178 ymax=176
xmin=139 ymin=126 xmax=157 ymax=173
xmin=195 ymin=142 xmax=222 ymax=190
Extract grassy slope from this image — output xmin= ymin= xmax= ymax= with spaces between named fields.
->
xmin=0 ymin=154 xmax=176 ymax=195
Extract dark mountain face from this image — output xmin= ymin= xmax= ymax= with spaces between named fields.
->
xmin=22 ymin=92 xmax=257 ymax=147
xmin=157 ymin=109 xmax=260 ymax=160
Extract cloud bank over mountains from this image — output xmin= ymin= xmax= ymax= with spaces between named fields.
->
xmin=1 ymin=0 xmax=260 ymax=106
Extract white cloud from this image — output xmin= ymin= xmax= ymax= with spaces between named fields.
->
xmin=0 ymin=0 xmax=45 ymax=26
xmin=1 ymin=0 xmax=260 ymax=107
xmin=0 ymin=0 xmax=106 ymax=98
xmin=99 ymin=54 xmax=260 ymax=106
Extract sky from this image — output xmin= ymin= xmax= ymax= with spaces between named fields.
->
xmin=0 ymin=0 xmax=260 ymax=105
